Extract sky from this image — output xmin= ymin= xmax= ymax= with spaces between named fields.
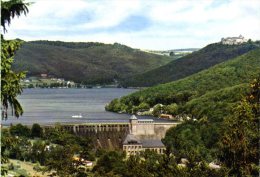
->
xmin=4 ymin=0 xmax=260 ymax=50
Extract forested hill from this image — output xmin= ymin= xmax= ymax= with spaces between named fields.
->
xmin=106 ymin=48 xmax=260 ymax=122
xmin=13 ymin=40 xmax=173 ymax=85
xmin=122 ymin=41 xmax=260 ymax=87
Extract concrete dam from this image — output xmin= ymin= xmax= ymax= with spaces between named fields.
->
xmin=47 ymin=115 xmax=180 ymax=150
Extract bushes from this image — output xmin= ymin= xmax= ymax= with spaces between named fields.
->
xmin=9 ymin=123 xmax=43 ymax=138
xmin=31 ymin=123 xmax=43 ymax=138
xmin=10 ymin=124 xmax=30 ymax=137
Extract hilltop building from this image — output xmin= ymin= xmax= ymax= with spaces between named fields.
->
xmin=221 ymin=35 xmax=248 ymax=45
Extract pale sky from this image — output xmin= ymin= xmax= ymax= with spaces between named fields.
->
xmin=4 ymin=0 xmax=260 ymax=50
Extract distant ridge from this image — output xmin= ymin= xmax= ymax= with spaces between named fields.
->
xmin=13 ymin=40 xmax=173 ymax=85
xmin=122 ymin=41 xmax=260 ymax=87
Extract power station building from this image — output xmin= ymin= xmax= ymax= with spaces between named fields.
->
xmin=122 ymin=115 xmax=169 ymax=156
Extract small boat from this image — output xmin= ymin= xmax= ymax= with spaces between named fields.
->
xmin=72 ymin=113 xmax=82 ymax=118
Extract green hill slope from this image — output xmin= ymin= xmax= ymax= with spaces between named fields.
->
xmin=13 ymin=41 xmax=173 ymax=84
xmin=122 ymin=42 xmax=260 ymax=87
xmin=106 ymin=48 xmax=260 ymax=121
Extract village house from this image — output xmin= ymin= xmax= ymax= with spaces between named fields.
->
xmin=159 ymin=114 xmax=173 ymax=119
xmin=73 ymin=156 xmax=93 ymax=167
xmin=40 ymin=73 xmax=48 ymax=78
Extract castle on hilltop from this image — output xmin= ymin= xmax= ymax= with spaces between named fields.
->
xmin=221 ymin=35 xmax=248 ymax=45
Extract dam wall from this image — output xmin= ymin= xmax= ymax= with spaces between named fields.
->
xmin=44 ymin=116 xmax=179 ymax=150
xmin=62 ymin=123 xmax=129 ymax=150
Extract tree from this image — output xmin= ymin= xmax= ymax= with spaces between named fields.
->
xmin=92 ymin=151 xmax=126 ymax=175
xmin=218 ymin=77 xmax=260 ymax=176
xmin=165 ymin=103 xmax=179 ymax=115
xmin=1 ymin=39 xmax=26 ymax=119
xmin=1 ymin=0 xmax=30 ymax=32
xmin=44 ymin=145 xmax=81 ymax=176
xmin=1 ymin=0 xmax=30 ymax=119
xmin=9 ymin=123 xmax=31 ymax=137
xmin=1 ymin=129 xmax=18 ymax=176
xmin=31 ymin=123 xmax=43 ymax=138
xmin=169 ymin=51 xmax=175 ymax=56
xmin=30 ymin=140 xmax=47 ymax=164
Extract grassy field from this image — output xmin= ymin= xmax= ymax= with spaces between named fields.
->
xmin=6 ymin=159 xmax=52 ymax=177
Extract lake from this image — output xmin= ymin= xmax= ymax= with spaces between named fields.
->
xmin=2 ymin=88 xmax=138 ymax=126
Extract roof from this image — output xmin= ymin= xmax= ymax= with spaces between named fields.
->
xmin=224 ymin=36 xmax=244 ymax=40
xmin=123 ymin=134 xmax=141 ymax=145
xmin=141 ymin=139 xmax=165 ymax=148
xmin=138 ymin=119 xmax=154 ymax=122
xmin=130 ymin=115 xmax=138 ymax=120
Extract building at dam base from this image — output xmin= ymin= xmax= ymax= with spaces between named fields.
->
xmin=59 ymin=115 xmax=179 ymax=152
xmin=123 ymin=133 xmax=166 ymax=156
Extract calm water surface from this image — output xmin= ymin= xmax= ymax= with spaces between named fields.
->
xmin=2 ymin=88 xmax=138 ymax=125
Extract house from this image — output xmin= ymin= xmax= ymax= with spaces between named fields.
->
xmin=122 ymin=134 xmax=166 ymax=156
xmin=40 ymin=73 xmax=48 ymax=78
xmin=73 ymin=156 xmax=93 ymax=167
xmin=83 ymin=161 xmax=93 ymax=167
xmin=159 ymin=114 xmax=173 ymax=119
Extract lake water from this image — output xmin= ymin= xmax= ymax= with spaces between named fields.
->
xmin=2 ymin=88 xmax=138 ymax=126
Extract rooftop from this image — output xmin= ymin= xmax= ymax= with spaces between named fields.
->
xmin=123 ymin=134 xmax=165 ymax=148
xmin=138 ymin=119 xmax=154 ymax=122
xmin=130 ymin=115 xmax=138 ymax=120
xmin=141 ymin=139 xmax=165 ymax=148
xmin=123 ymin=134 xmax=141 ymax=145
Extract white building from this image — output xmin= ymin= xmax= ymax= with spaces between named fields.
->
xmin=221 ymin=35 xmax=248 ymax=45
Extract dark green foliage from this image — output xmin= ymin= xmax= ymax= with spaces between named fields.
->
xmin=92 ymin=150 xmax=228 ymax=177
xmin=218 ymin=77 xmax=260 ymax=176
xmin=12 ymin=40 xmax=173 ymax=85
xmin=169 ymin=51 xmax=175 ymax=56
xmin=44 ymin=144 xmax=81 ymax=176
xmin=107 ymin=49 xmax=260 ymax=122
xmin=30 ymin=140 xmax=46 ymax=164
xmin=1 ymin=0 xmax=30 ymax=119
xmin=163 ymin=77 xmax=260 ymax=176
xmin=1 ymin=39 xmax=26 ymax=119
xmin=2 ymin=125 xmax=94 ymax=176
xmin=1 ymin=129 xmax=17 ymax=163
xmin=93 ymin=151 xmax=126 ymax=174
xmin=1 ymin=0 xmax=30 ymax=33
xmin=184 ymin=83 xmax=249 ymax=121
xmin=107 ymin=49 xmax=260 ymax=163
xmin=123 ymin=42 xmax=260 ymax=87
xmin=31 ymin=123 xmax=43 ymax=138
xmin=9 ymin=123 xmax=30 ymax=137
xmin=163 ymin=120 xmax=219 ymax=161
xmin=29 ymin=40 xmax=105 ymax=49
xmin=8 ymin=137 xmax=31 ymax=161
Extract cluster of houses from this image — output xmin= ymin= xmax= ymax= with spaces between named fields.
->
xmin=22 ymin=73 xmax=76 ymax=88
